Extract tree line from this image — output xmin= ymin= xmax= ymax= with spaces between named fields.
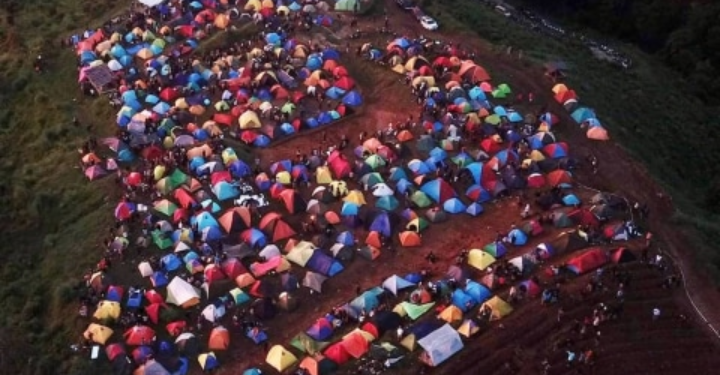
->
xmin=518 ymin=0 xmax=720 ymax=106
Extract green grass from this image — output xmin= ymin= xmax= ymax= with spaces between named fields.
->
xmin=425 ymin=0 xmax=720 ymax=276
xmin=0 ymin=1 xmax=127 ymax=374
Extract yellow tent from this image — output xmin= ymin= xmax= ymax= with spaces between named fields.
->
xmin=262 ymin=0 xmax=274 ymax=8
xmin=239 ymin=111 xmax=262 ymax=129
xmin=343 ymin=190 xmax=366 ymax=205
xmin=266 ymin=345 xmax=297 ymax=372
xmin=287 ymin=241 xmax=316 ymax=267
xmin=277 ymin=5 xmax=290 ymax=15
xmin=400 ymin=333 xmax=417 ymax=351
xmin=94 ymin=300 xmax=121 ymax=320
xmin=137 ymin=48 xmax=154 ymax=60
xmin=244 ymin=0 xmax=262 ymax=11
xmin=276 ymin=171 xmax=292 ymax=185
xmin=457 ymin=319 xmax=480 ymax=338
xmin=468 ymin=249 xmax=496 ymax=271
xmin=481 ymin=296 xmax=514 ymax=320
xmin=404 ymin=55 xmax=430 ymax=71
xmin=329 ymin=180 xmax=349 ymax=197
xmin=529 ymin=150 xmax=546 ymax=162
xmin=412 ymin=76 xmax=436 ymax=88
xmin=84 ymin=323 xmax=114 ymax=344
xmin=552 ymin=83 xmax=568 ymax=94
xmin=315 ymin=166 xmax=333 ymax=184
xmin=438 ymin=305 xmax=463 ymax=325
xmin=391 ymin=64 xmax=406 ymax=75
xmin=198 ymin=352 xmax=217 ymax=370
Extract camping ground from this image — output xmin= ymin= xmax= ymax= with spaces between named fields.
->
xmin=1 ymin=0 xmax=720 ymax=375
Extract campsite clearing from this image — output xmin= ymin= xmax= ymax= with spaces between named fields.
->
xmin=1 ymin=1 xmax=720 ymax=375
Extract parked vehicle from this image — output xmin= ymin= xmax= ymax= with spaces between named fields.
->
xmin=420 ymin=16 xmax=439 ymax=31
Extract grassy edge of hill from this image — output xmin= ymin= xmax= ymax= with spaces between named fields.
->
xmin=0 ymin=0 xmax=718 ymax=373
xmin=424 ymin=0 xmax=720 ymax=277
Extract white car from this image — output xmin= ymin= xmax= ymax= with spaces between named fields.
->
xmin=420 ymin=16 xmax=438 ymax=31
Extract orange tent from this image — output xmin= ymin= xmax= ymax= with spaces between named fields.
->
xmin=398 ymin=231 xmax=422 ymax=247
xmin=554 ymin=89 xmax=577 ymax=104
xmin=208 ymin=326 xmax=231 ymax=350
xmin=546 ymin=170 xmax=572 ymax=187
xmin=174 ymin=188 xmax=197 ymax=209
xmin=365 ymin=231 xmax=383 ymax=248
xmin=396 ymin=130 xmax=414 ymax=142
xmin=325 ymin=211 xmax=341 ymax=224
xmin=218 ymin=207 xmax=251 ymax=233
xmin=235 ymin=273 xmax=256 ymax=288
xmin=587 ymin=126 xmax=609 ymax=141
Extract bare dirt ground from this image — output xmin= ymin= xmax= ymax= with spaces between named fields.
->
xmin=195 ymin=2 xmax=720 ymax=374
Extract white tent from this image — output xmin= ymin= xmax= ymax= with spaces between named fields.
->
xmin=201 ymin=304 xmax=226 ymax=322
xmin=302 ymin=271 xmax=328 ymax=293
xmin=166 ymin=277 xmax=201 ymax=308
xmin=372 ymin=183 xmax=394 ymax=197
xmin=382 ymin=275 xmax=415 ymax=296
xmin=138 ymin=261 xmax=154 ymax=277
xmin=140 ymin=0 xmax=164 ymax=7
xmin=417 ymin=324 xmax=464 ymax=367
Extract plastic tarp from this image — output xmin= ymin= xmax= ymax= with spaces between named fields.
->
xmin=418 ymin=324 xmax=464 ymax=367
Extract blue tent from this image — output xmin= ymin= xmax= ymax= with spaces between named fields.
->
xmin=382 ymin=275 xmax=414 ymax=295
xmin=306 ymin=251 xmax=344 ymax=277
xmin=192 ymin=212 xmax=219 ymax=231
xmin=562 ymin=194 xmax=581 ymax=206
xmin=254 ymin=135 xmax=271 ymax=148
xmin=341 ymin=202 xmax=359 ymax=216
xmin=395 ymin=178 xmax=412 ymax=194
xmin=322 ymin=48 xmax=340 ymax=61
xmin=464 ymin=281 xmax=492 ymax=304
xmin=466 ymin=202 xmax=484 ymax=216
xmin=443 ymin=198 xmax=466 ymax=214
xmin=151 ymin=271 xmax=169 ymax=288
xmin=369 ymin=212 xmax=392 ymax=237
xmin=508 ymin=228 xmax=528 ymax=245
xmin=451 ymin=289 xmax=477 ymax=312
xmin=326 ymin=87 xmax=346 ymax=100
xmin=229 ymin=160 xmax=251 ymax=178
xmin=212 ymin=181 xmax=240 ymax=201
xmin=342 ymin=91 xmax=363 ymax=107
xmin=429 ymin=147 xmax=447 ymax=160
xmin=336 ymin=231 xmax=355 ymax=246
xmin=161 ymin=254 xmax=182 ymax=272
xmin=306 ymin=319 xmax=333 ymax=341
xmin=350 ymin=291 xmax=380 ymax=315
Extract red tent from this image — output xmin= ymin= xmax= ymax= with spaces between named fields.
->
xmin=166 ymin=321 xmax=186 ymax=336
xmin=204 ymin=264 xmax=227 ymax=284
xmin=568 ymin=208 xmax=600 ymax=228
xmin=124 ymin=325 xmax=156 ymax=346
xmin=144 ymin=289 xmax=165 ymax=305
xmin=105 ymin=343 xmax=125 ymax=361
xmin=145 ymin=303 xmax=163 ymax=324
xmin=341 ymin=332 xmax=370 ymax=358
xmin=324 ymin=342 xmax=351 ymax=365
xmin=335 ymin=76 xmax=355 ymax=91
xmin=567 ymin=248 xmax=609 ymax=275
xmin=174 ymin=188 xmax=196 ymax=209
xmin=221 ymin=258 xmax=247 ymax=279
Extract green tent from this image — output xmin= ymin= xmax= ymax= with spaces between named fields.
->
xmin=335 ymin=0 xmax=359 ymax=11
xmin=168 ymin=169 xmax=189 ymax=188
xmin=290 ymin=332 xmax=328 ymax=354
xmin=411 ymin=191 xmax=432 ymax=208
xmin=399 ymin=302 xmax=435 ymax=320
xmin=364 ymin=154 xmax=386 ymax=170
xmin=152 ymin=229 xmax=173 ymax=250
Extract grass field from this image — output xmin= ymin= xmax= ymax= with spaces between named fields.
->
xmin=0 ymin=0 xmax=719 ymax=373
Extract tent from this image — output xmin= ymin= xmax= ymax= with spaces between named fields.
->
xmin=567 ymin=248 xmax=609 ymax=274
xmin=166 ymin=277 xmax=201 ymax=308
xmin=417 ymin=324 xmax=464 ymax=367
xmin=611 ymin=247 xmax=637 ymax=264
xmin=382 ymin=275 xmax=415 ymax=295
xmin=266 ymin=345 xmax=298 ymax=372
xmin=480 ymin=296 xmax=513 ymax=320
xmin=468 ymin=249 xmax=496 ymax=271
